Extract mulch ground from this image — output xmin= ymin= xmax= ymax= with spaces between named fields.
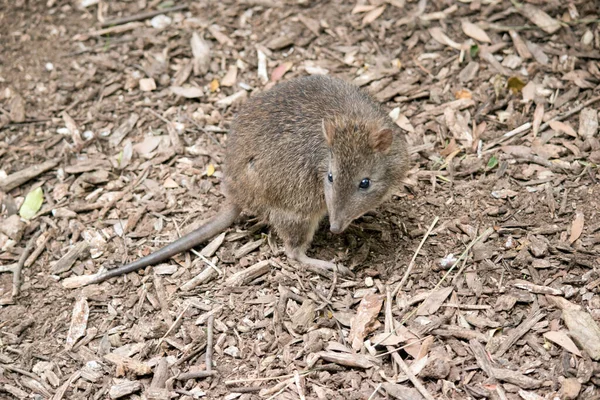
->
xmin=1 ymin=0 xmax=600 ymax=399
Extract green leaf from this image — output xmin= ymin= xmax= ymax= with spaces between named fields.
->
xmin=487 ymin=155 xmax=499 ymax=170
xmin=470 ymin=44 xmax=479 ymax=58
xmin=19 ymin=187 xmax=44 ymax=220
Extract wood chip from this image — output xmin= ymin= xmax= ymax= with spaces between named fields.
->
xmin=0 ymin=159 xmax=60 ymax=192
xmin=225 ymin=259 xmax=271 ymax=286
xmin=562 ymin=308 xmax=600 ymax=360
xmin=104 ymin=353 xmax=152 ymax=377
xmin=50 ymin=241 xmax=90 ymax=275
xmin=66 ymin=297 xmax=89 ymax=348
xmin=578 ymin=107 xmax=598 ymax=138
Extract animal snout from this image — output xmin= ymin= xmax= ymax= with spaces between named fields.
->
xmin=330 ymin=222 xmax=343 ymax=234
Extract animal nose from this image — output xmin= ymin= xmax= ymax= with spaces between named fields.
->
xmin=330 ymin=222 xmax=343 ymax=234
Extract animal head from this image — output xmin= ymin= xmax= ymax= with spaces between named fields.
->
xmin=322 ymin=116 xmax=407 ymax=234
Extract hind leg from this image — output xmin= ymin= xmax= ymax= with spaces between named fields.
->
xmin=269 ymin=210 xmax=338 ymax=272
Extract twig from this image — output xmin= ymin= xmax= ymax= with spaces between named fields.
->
xmin=387 ymin=347 xmax=435 ymax=400
xmin=100 ymin=4 xmax=189 ymax=27
xmin=384 ymin=291 xmax=435 ymax=400
xmin=470 ymin=339 xmax=508 ymax=400
xmin=392 ymin=216 xmax=439 ymax=297
xmin=13 ymin=231 xmax=41 ymax=296
xmin=293 ymin=370 xmax=306 ymax=400
xmin=175 ymin=371 xmax=217 ymax=381
xmin=155 ymin=304 xmax=189 ymax=351
xmin=153 ymin=274 xmax=174 ymax=326
xmin=225 ymin=371 xmax=312 ymax=386
xmin=0 ymin=231 xmax=43 ymax=300
xmin=0 ymin=159 xmax=60 ymax=192
xmin=448 ymin=227 xmax=494 ymax=286
xmin=368 ymin=383 xmax=383 ymax=400
xmin=206 ymin=315 xmax=214 ymax=372
xmin=483 ymin=95 xmax=600 ymax=151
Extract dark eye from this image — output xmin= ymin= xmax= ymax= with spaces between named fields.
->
xmin=328 ymin=172 xmax=333 ymax=183
xmin=359 ymin=178 xmax=370 ymax=189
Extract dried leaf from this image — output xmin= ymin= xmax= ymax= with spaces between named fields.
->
xmin=429 ymin=27 xmax=463 ymax=50
xmin=66 ymin=297 xmax=89 ymax=348
xmin=349 ymin=294 xmax=384 ymax=351
xmin=19 ymin=186 xmax=44 ymax=220
xmin=532 ymin=103 xmax=544 ymax=137
xmin=507 ymin=76 xmax=526 ymax=94
xmin=370 ymin=332 xmax=408 ymax=346
xmin=491 ymin=189 xmax=518 ymax=199
xmin=133 ymin=136 xmax=163 ymax=156
xmin=362 ymin=5 xmax=386 ymax=26
xmin=352 ymin=4 xmax=377 ymax=14
xmin=521 ymin=81 xmax=536 ymax=101
xmin=417 ymin=286 xmax=453 ymax=315
xmin=319 ymin=351 xmax=375 ymax=369
xmin=9 ymin=94 xmax=25 ymax=122
xmin=569 ymin=211 xmax=584 ymax=244
xmin=461 ymin=20 xmax=491 ymax=43
xmin=517 ymin=3 xmax=562 ymax=34
xmin=208 ymin=24 xmax=233 ymax=46
xmin=455 ymin=89 xmax=472 ymax=99
xmin=215 ymin=90 xmax=247 ymax=107
xmin=206 ymin=164 xmax=215 ymax=177
xmin=190 ymin=32 xmax=211 ymax=76
xmin=549 ymin=120 xmax=577 ymax=137
xmin=271 ymin=61 xmax=293 ymax=82
xmin=543 ymin=331 xmax=582 ymax=357
xmin=221 ymin=65 xmax=238 ymax=87
xmin=209 ymin=79 xmax=220 ymax=92
xmin=444 ymin=108 xmax=472 ymax=147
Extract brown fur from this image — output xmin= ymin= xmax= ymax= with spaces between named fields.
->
xmin=86 ymin=75 xmax=409 ymax=285
xmin=225 ymin=75 xmax=410 ymax=269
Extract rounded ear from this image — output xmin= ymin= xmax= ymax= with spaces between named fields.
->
xmin=322 ymin=119 xmax=335 ymax=146
xmin=370 ymin=128 xmax=393 ymax=153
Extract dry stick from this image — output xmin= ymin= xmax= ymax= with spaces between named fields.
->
xmin=367 ymin=383 xmax=383 ymax=400
xmin=384 ymin=290 xmax=435 ymax=400
xmin=483 ymin=95 xmax=600 ymax=151
xmin=469 ymin=339 xmax=508 ymax=400
xmin=387 ymin=349 xmax=435 ymax=400
xmin=225 ymin=371 xmax=312 ymax=386
xmin=0 ymin=231 xmax=43 ymax=298
xmin=100 ymin=4 xmax=189 ymax=27
xmin=0 ymin=158 xmax=60 ymax=192
xmin=155 ymin=304 xmax=190 ymax=351
xmin=392 ymin=216 xmax=439 ymax=297
xmin=206 ymin=315 xmax=214 ymax=372
xmin=397 ymin=227 xmax=494 ymax=325
xmin=293 ymin=370 xmax=306 ymax=400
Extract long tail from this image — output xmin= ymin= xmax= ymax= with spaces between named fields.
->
xmin=87 ymin=204 xmax=242 ymax=285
